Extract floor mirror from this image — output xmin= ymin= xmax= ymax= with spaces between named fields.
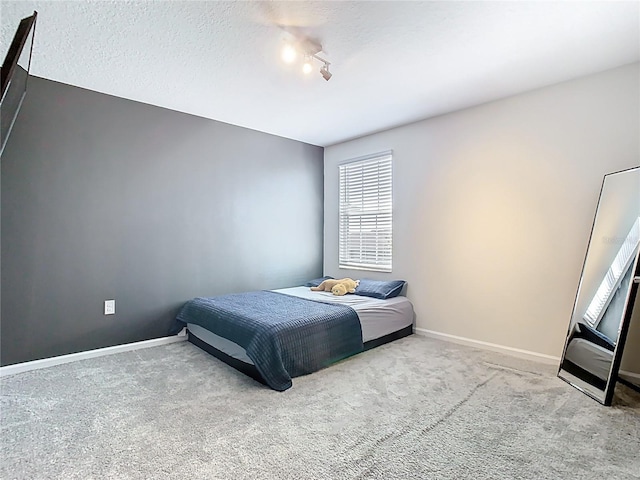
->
xmin=558 ymin=166 xmax=640 ymax=405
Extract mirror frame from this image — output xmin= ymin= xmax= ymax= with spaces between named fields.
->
xmin=0 ymin=11 xmax=37 ymax=157
xmin=558 ymin=166 xmax=640 ymax=405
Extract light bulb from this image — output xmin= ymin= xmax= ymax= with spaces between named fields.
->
xmin=281 ymin=44 xmax=297 ymax=64
xmin=302 ymin=60 xmax=313 ymax=75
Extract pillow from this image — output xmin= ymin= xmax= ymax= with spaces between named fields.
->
xmin=304 ymin=276 xmax=334 ymax=287
xmin=354 ymin=279 xmax=406 ymax=299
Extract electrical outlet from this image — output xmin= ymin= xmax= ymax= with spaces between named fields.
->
xmin=104 ymin=299 xmax=115 ymax=315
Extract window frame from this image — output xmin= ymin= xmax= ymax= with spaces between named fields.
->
xmin=338 ymin=151 xmax=393 ymax=273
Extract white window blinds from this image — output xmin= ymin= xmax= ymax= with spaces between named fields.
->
xmin=583 ymin=216 xmax=640 ymax=328
xmin=339 ymin=153 xmax=393 ymax=272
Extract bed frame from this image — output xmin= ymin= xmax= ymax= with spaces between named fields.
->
xmin=188 ymin=324 xmax=414 ymax=387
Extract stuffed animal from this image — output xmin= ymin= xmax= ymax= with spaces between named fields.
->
xmin=331 ymin=283 xmax=349 ymax=296
xmin=310 ymin=278 xmax=359 ymax=296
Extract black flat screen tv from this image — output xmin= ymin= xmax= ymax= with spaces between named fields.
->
xmin=1 ymin=11 xmax=37 ymax=156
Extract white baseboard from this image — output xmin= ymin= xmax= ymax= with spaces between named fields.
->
xmin=619 ymin=370 xmax=640 ymax=383
xmin=0 ymin=330 xmax=188 ymax=378
xmin=414 ymin=327 xmax=561 ymax=365
xmin=4 ymin=326 xmax=635 ymax=384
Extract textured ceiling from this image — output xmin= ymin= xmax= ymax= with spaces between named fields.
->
xmin=1 ymin=1 xmax=639 ymax=146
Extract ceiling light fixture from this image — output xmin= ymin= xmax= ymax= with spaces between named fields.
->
xmin=302 ymin=56 xmax=313 ymax=75
xmin=319 ymin=63 xmax=332 ymax=81
xmin=280 ymin=38 xmax=333 ymax=81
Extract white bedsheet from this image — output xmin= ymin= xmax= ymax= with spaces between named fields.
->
xmin=564 ymin=338 xmax=613 ymax=381
xmin=274 ymin=286 xmax=414 ymax=342
xmin=187 ymin=286 xmax=415 ymax=365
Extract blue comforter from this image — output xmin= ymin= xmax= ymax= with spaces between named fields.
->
xmin=173 ymin=291 xmax=363 ymax=391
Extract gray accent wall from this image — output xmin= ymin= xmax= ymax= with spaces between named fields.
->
xmin=1 ymin=76 xmax=324 ymax=366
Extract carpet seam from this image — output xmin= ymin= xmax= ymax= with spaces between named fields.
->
xmin=482 ymin=361 xmax=550 ymax=378
xmin=353 ymin=371 xmax=499 ymax=480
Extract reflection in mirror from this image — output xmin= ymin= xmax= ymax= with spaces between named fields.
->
xmin=559 ymin=166 xmax=640 ymax=405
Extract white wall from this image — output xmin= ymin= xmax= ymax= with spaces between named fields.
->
xmin=324 ymin=63 xmax=640 ymax=360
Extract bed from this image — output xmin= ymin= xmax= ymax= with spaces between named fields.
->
xmin=172 ymin=280 xmax=414 ymax=391
xmin=560 ymin=321 xmax=615 ymax=389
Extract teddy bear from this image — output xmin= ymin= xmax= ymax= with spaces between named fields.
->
xmin=310 ymin=278 xmax=359 ymax=296
xmin=330 ymin=283 xmax=350 ymax=296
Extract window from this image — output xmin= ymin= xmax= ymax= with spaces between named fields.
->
xmin=339 ymin=152 xmax=393 ymax=272
xmin=583 ymin=216 xmax=640 ymax=328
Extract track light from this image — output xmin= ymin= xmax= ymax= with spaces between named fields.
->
xmin=280 ymin=38 xmax=333 ymax=81
xmin=320 ymin=63 xmax=332 ymax=81
xmin=281 ymin=44 xmax=297 ymax=64
xmin=302 ymin=56 xmax=313 ymax=75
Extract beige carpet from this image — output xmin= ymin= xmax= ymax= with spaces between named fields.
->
xmin=1 ymin=334 xmax=639 ymax=479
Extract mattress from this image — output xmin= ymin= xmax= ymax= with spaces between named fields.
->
xmin=187 ymin=286 xmax=415 ymax=365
